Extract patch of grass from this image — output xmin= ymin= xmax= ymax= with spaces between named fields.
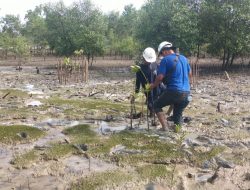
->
xmin=136 ymin=164 xmax=170 ymax=180
xmin=63 ymin=124 xmax=98 ymax=144
xmin=0 ymin=105 xmax=50 ymax=122
xmin=89 ymin=131 xmax=181 ymax=165
xmin=191 ymin=146 xmax=225 ymax=167
xmin=224 ymin=150 xmax=250 ymax=165
xmin=11 ymin=150 xmax=38 ymax=169
xmin=229 ymin=130 xmax=250 ymax=140
xmin=0 ymin=107 xmax=40 ymax=119
xmin=46 ymin=97 xmax=130 ymax=115
xmin=0 ymin=89 xmax=29 ymax=98
xmin=71 ymin=170 xmax=132 ymax=190
xmin=0 ymin=125 xmax=45 ymax=144
xmin=43 ymin=144 xmax=74 ymax=161
xmin=63 ymin=126 xmax=184 ymax=166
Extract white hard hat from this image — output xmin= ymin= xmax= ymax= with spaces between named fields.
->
xmin=142 ymin=47 xmax=156 ymax=63
xmin=158 ymin=41 xmax=173 ymax=53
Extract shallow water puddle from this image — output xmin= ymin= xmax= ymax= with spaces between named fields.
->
xmin=98 ymin=121 xmax=127 ymax=134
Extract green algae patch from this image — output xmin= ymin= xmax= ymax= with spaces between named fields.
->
xmin=46 ymin=97 xmax=130 ymax=115
xmin=71 ymin=170 xmax=132 ymax=190
xmin=11 ymin=150 xmax=38 ymax=169
xmin=89 ymin=130 xmax=182 ymax=166
xmin=63 ymin=124 xmax=98 ymax=144
xmin=0 ymin=89 xmax=29 ymax=99
xmin=38 ymin=124 xmax=99 ymax=161
xmin=0 ymin=125 xmax=45 ymax=144
xmin=43 ymin=144 xmax=75 ymax=161
xmin=0 ymin=107 xmax=43 ymax=120
xmin=63 ymin=126 xmax=184 ymax=166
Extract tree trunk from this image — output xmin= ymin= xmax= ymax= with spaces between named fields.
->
xmin=87 ymin=53 xmax=90 ymax=67
xmin=222 ymin=48 xmax=226 ymax=70
xmin=225 ymin=49 xmax=230 ymax=70
xmin=91 ymin=54 xmax=94 ymax=67
xmin=197 ymin=44 xmax=200 ymax=58
xmin=230 ymin=53 xmax=235 ymax=67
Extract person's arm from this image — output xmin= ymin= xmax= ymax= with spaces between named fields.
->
xmin=150 ymin=74 xmax=164 ymax=89
xmin=150 ymin=58 xmax=166 ymax=89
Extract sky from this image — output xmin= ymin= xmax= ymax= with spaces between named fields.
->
xmin=0 ymin=0 xmax=145 ymax=19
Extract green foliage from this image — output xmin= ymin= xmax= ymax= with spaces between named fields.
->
xmin=0 ymin=0 xmax=249 ymax=65
xmin=199 ymin=0 xmax=250 ymax=67
xmin=12 ymin=36 xmax=30 ymax=57
xmin=43 ymin=0 xmax=107 ymax=57
xmin=23 ymin=5 xmax=48 ymax=48
xmin=0 ymin=15 xmax=30 ymax=61
xmin=136 ymin=0 xmax=174 ymax=48
xmin=104 ymin=5 xmax=139 ymax=58
xmin=63 ymin=57 xmax=71 ymax=65
xmin=0 ymin=14 xmax=22 ymax=37
xmin=136 ymin=0 xmax=199 ymax=54
xmin=74 ymin=49 xmax=84 ymax=56
xmin=118 ymin=36 xmax=139 ymax=58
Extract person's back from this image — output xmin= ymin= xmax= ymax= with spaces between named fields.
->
xmin=160 ymin=54 xmax=190 ymax=92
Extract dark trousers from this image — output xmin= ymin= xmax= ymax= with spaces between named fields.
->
xmin=153 ymin=90 xmax=189 ymax=125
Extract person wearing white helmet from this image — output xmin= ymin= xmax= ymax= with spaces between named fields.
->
xmin=134 ymin=47 xmax=158 ymax=116
xmin=149 ymin=41 xmax=192 ymax=132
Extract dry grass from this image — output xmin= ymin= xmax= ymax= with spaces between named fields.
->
xmin=0 ymin=56 xmax=134 ymax=68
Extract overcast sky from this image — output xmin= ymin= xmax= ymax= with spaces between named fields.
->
xmin=0 ymin=0 xmax=145 ymax=19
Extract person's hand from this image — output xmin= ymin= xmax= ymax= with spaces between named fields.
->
xmin=150 ymin=83 xmax=155 ymax=90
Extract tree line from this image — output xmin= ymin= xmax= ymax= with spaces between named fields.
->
xmin=0 ymin=0 xmax=249 ymax=68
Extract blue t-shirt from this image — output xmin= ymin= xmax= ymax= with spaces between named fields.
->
xmin=158 ymin=53 xmax=191 ymax=92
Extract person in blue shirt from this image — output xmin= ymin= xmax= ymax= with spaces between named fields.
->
xmin=150 ymin=41 xmax=192 ymax=131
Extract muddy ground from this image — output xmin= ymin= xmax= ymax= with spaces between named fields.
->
xmin=0 ymin=63 xmax=249 ymax=190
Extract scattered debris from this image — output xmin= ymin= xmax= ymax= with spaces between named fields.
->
xmin=244 ymin=173 xmax=250 ymax=181
xmin=26 ymin=100 xmax=43 ymax=107
xmin=2 ymin=92 xmax=10 ymax=99
xmin=215 ymin=156 xmax=235 ymax=168
xmin=196 ymin=173 xmax=213 ymax=183
xmin=224 ymin=71 xmax=231 ymax=80
xmin=207 ymin=166 xmax=220 ymax=184
xmin=17 ymin=132 xmax=28 ymax=139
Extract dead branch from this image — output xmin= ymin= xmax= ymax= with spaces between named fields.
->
xmin=2 ymin=92 xmax=10 ymax=99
